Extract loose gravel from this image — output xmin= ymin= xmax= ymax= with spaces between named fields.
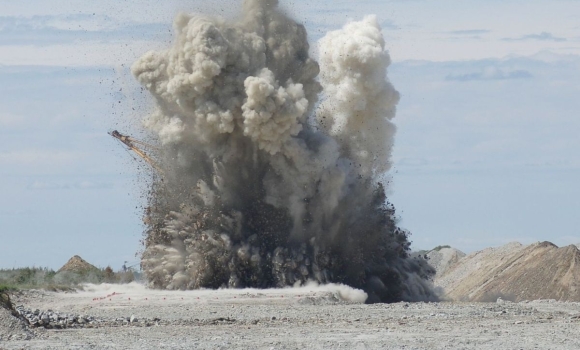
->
xmin=1 ymin=284 xmax=580 ymax=349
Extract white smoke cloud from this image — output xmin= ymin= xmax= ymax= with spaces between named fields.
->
xmin=242 ymin=68 xmax=308 ymax=154
xmin=131 ymin=0 xmax=435 ymax=303
xmin=317 ymin=15 xmax=399 ymax=176
xmin=142 ymin=111 xmax=184 ymax=145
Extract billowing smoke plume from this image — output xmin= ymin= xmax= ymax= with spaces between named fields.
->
xmin=131 ymin=0 xmax=435 ymax=303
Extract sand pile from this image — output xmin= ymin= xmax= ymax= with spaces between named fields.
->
xmin=57 ymin=255 xmax=98 ymax=274
xmin=426 ymin=247 xmax=465 ymax=278
xmin=432 ymin=241 xmax=580 ymax=302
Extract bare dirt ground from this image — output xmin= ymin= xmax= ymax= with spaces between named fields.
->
xmin=2 ymin=283 xmax=580 ymax=349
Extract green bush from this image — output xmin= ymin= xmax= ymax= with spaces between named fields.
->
xmin=0 ymin=284 xmax=17 ymax=293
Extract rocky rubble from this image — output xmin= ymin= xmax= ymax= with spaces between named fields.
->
xmin=0 ymin=292 xmax=35 ymax=342
xmin=13 ymin=306 xmax=164 ymax=329
xmin=3 ymin=286 xmax=580 ymax=349
xmin=14 ymin=306 xmax=106 ymax=329
xmin=13 ymin=303 xmax=247 ymax=330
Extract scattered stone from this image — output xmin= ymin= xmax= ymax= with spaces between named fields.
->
xmin=12 ymin=305 xmax=159 ymax=330
xmin=0 ymin=292 xmax=35 ymax=341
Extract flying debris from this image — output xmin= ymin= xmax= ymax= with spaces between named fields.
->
xmin=120 ymin=0 xmax=436 ymax=303
xmin=109 ymin=130 xmax=164 ymax=175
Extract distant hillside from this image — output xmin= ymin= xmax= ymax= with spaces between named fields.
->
xmin=426 ymin=247 xmax=465 ymax=278
xmin=429 ymin=241 xmax=580 ymax=302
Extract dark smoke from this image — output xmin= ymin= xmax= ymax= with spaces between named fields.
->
xmin=131 ymin=0 xmax=436 ymax=303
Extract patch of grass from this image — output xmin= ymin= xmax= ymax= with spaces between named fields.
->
xmin=0 ymin=285 xmax=16 ymax=311
xmin=0 ymin=284 xmax=18 ymax=293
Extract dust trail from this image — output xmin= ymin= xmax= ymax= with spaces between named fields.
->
xmin=131 ymin=0 xmax=435 ymax=303
xmin=80 ymin=282 xmax=368 ymax=304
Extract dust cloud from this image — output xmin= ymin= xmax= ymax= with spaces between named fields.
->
xmin=130 ymin=0 xmax=435 ymax=303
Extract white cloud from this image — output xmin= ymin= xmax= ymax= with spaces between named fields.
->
xmin=0 ymin=209 xmax=33 ymax=216
xmin=0 ymin=0 xmax=240 ymax=24
xmin=0 ymin=150 xmax=82 ymax=165
xmin=387 ymin=40 xmax=578 ymax=62
xmin=446 ymin=66 xmax=532 ymax=81
xmin=396 ymin=158 xmax=429 ymax=167
xmin=503 ymin=32 xmax=567 ymax=42
xmin=527 ymin=50 xmax=580 ymax=63
xmin=446 ymin=29 xmax=490 ymax=35
xmin=0 ymin=14 xmax=170 ymax=46
xmin=0 ymin=112 xmax=26 ymax=128
xmin=27 ymin=179 xmax=114 ymax=190
xmin=0 ymin=41 xmax=163 ymax=67
xmin=1 ymin=0 xmax=579 ymax=66
xmin=27 ymin=181 xmax=70 ymax=190
xmin=390 ymin=52 xmax=580 ymax=172
xmin=76 ymin=180 xmax=114 ymax=189
xmin=0 ymin=14 xmax=120 ymax=32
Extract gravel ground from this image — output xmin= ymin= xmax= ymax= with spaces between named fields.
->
xmin=2 ymin=283 xmax=580 ymax=349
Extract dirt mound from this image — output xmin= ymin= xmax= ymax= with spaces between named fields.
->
xmin=57 ymin=255 xmax=99 ymax=274
xmin=434 ymin=242 xmax=525 ymax=294
xmin=426 ymin=247 xmax=465 ymax=278
xmin=435 ymin=241 xmax=580 ymax=302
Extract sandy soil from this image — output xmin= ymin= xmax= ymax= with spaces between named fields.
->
xmin=2 ymin=283 xmax=580 ymax=349
xmin=429 ymin=242 xmax=580 ymax=302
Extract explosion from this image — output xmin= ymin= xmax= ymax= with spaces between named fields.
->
xmin=130 ymin=0 xmax=435 ymax=303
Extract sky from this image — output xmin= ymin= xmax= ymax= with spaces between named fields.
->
xmin=1 ymin=0 xmax=579 ymax=269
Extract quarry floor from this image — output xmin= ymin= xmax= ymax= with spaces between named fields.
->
xmin=3 ymin=284 xmax=580 ymax=350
